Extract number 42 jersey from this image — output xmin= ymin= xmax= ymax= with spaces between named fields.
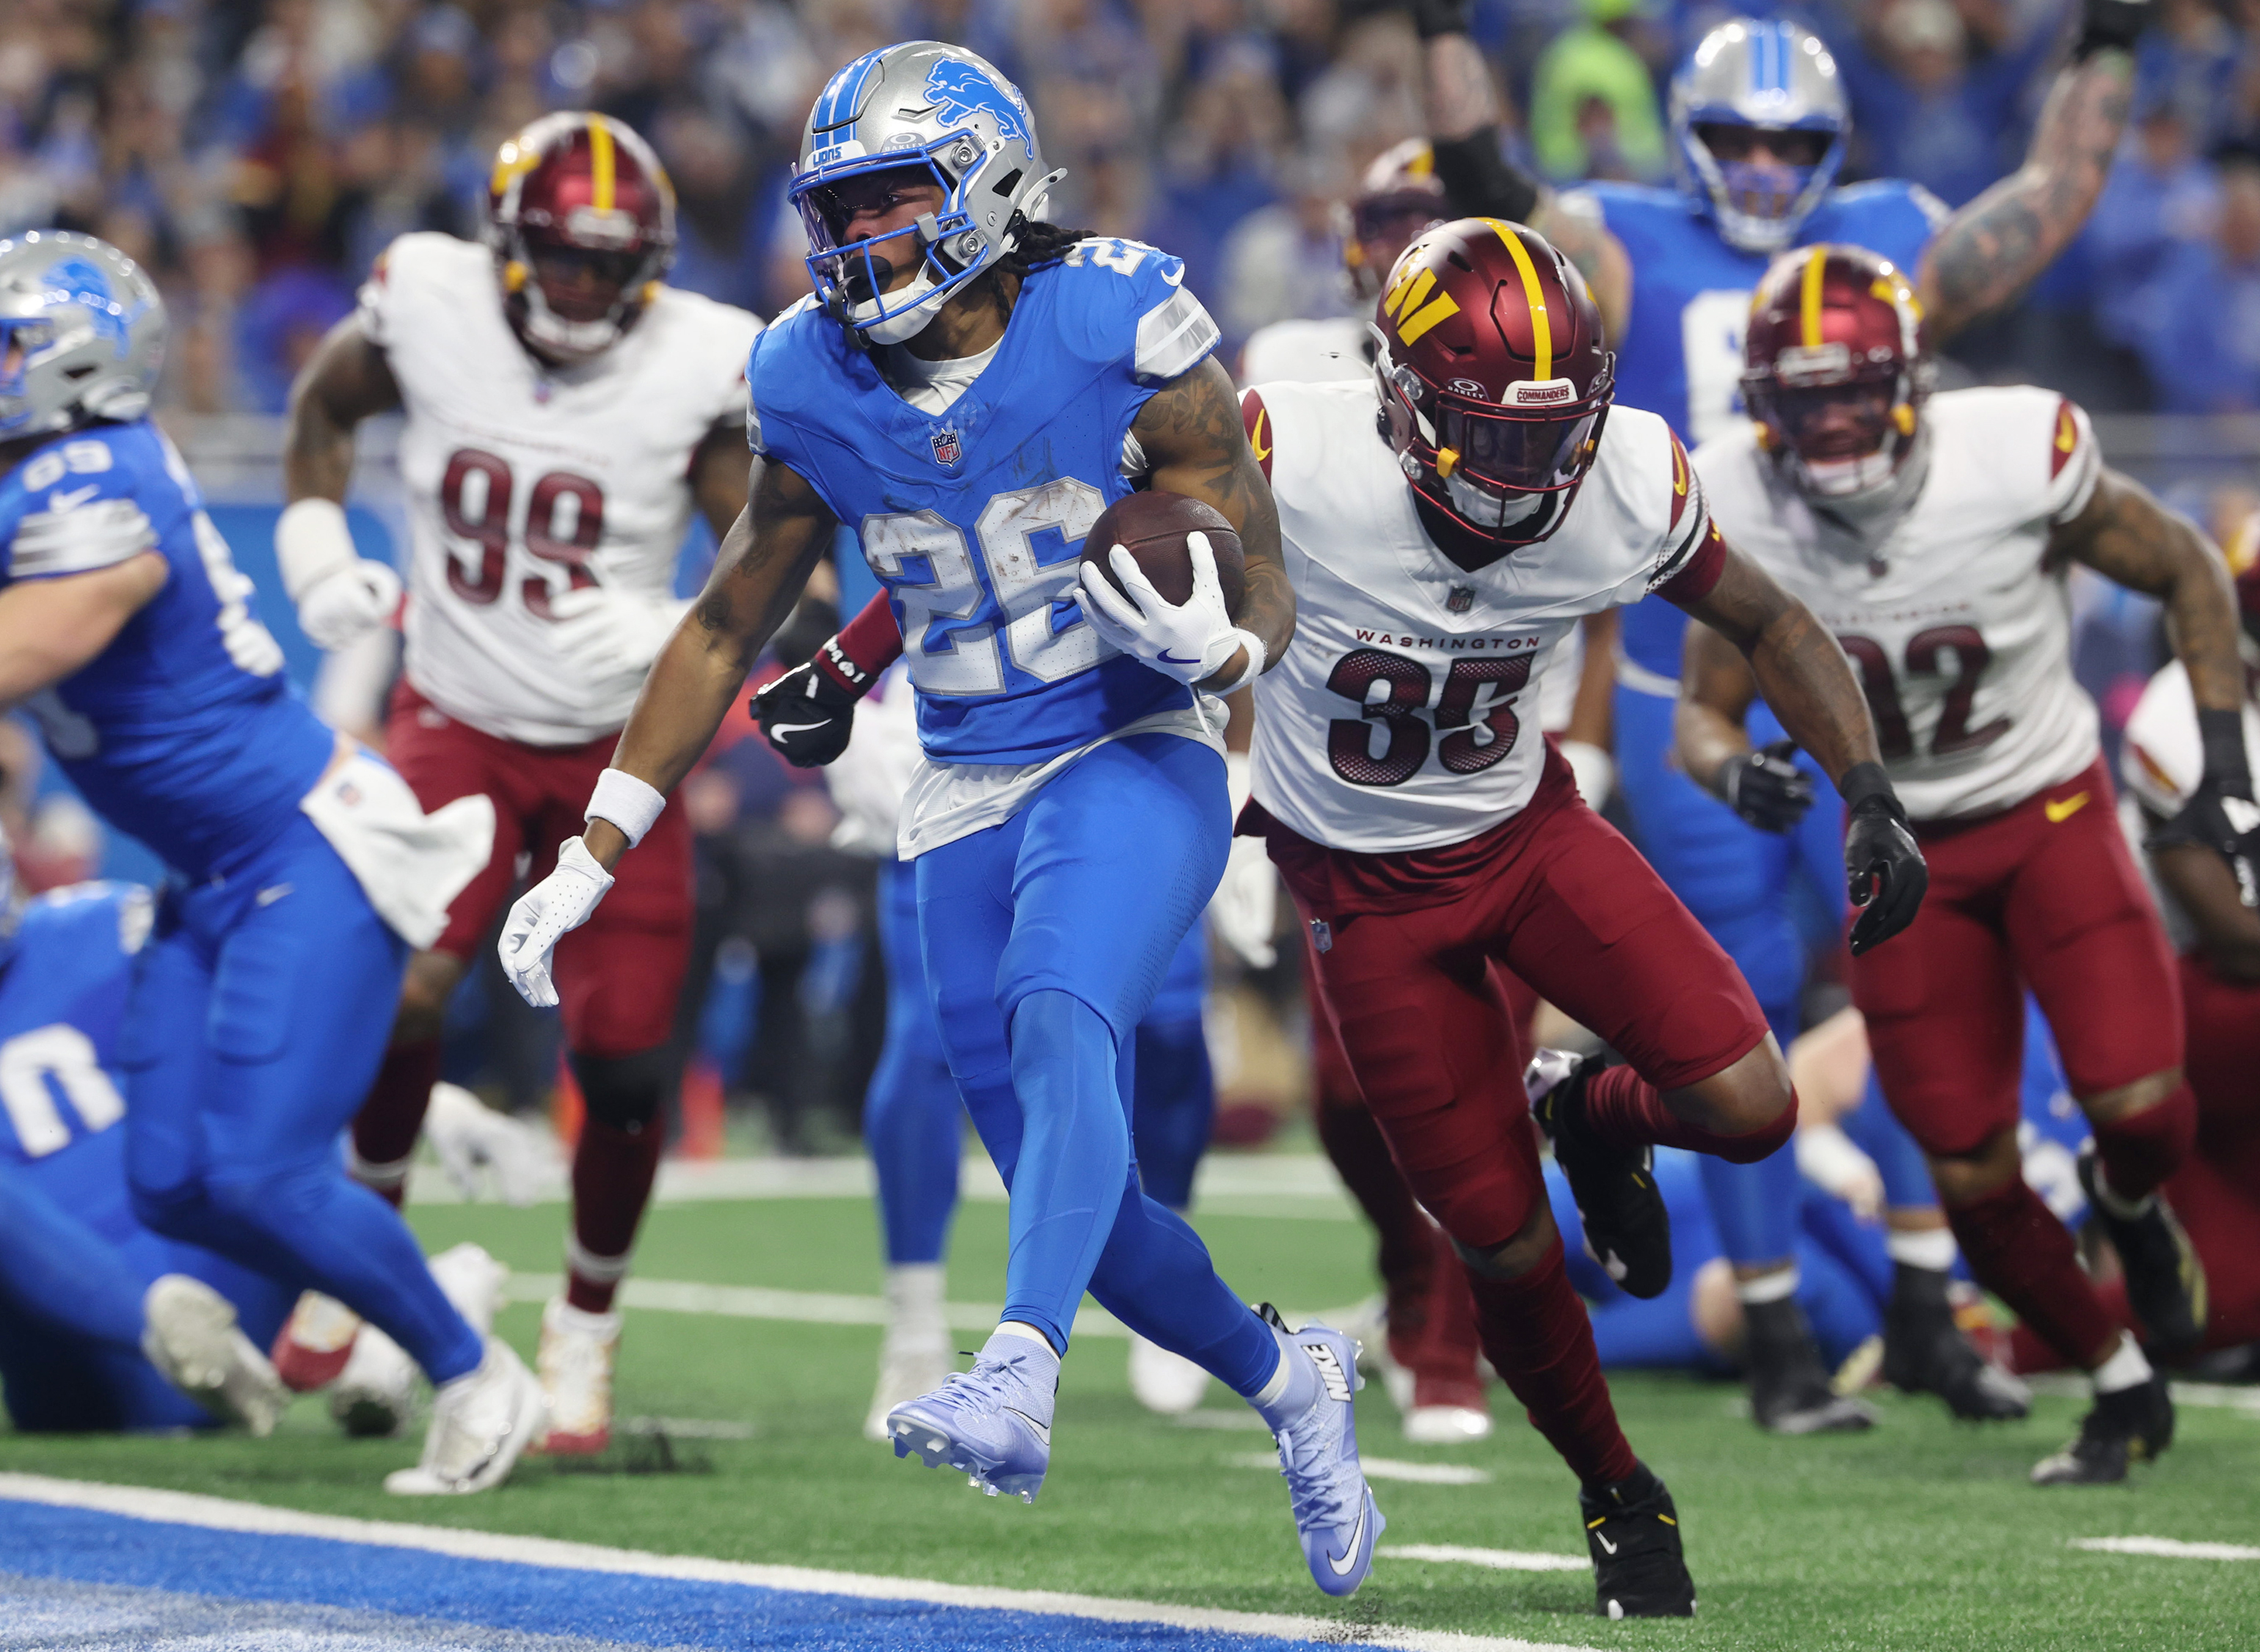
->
xmin=1243 ymin=379 xmax=1720 ymax=854
xmin=1692 ymin=385 xmax=2103 ymax=822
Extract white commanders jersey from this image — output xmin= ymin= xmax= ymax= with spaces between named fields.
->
xmin=1236 ymin=317 xmax=1369 ymax=390
xmin=1694 ymin=386 xmax=2104 ymax=822
xmin=362 ymin=233 xmax=762 ymax=746
xmin=1246 ymin=378 xmax=1715 ymax=853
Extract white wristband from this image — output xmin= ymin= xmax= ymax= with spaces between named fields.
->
xmin=1211 ymin=628 xmax=1267 ymax=695
xmin=275 ymin=498 xmax=361 ymax=602
xmin=586 ymin=767 xmax=666 ymax=848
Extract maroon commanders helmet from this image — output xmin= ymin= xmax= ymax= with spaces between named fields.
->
xmin=1741 ymin=244 xmax=1932 ymax=503
xmin=486 ymin=113 xmax=677 ymax=363
xmin=1371 ymin=219 xmax=1614 ymax=547
xmin=1338 ymin=139 xmax=1448 ymax=301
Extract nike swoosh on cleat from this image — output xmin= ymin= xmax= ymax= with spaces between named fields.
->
xmin=1594 ymin=1530 xmax=1618 ymax=1554
xmin=1156 ymin=651 xmax=1202 ymax=667
xmin=1327 ymin=1497 xmax=1369 ymax=1576
xmin=1003 ymin=1407 xmax=1051 ymax=1447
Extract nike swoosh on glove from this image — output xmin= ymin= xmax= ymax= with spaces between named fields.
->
xmin=752 ymin=660 xmax=860 ymax=767
xmin=1720 ymin=739 xmax=1816 ymax=834
xmin=296 ymin=560 xmax=402 ymax=651
xmin=1075 ymin=532 xmax=1258 ymax=687
xmin=497 ymin=837 xmax=614 ymax=1008
xmin=2150 ymin=783 xmax=2260 ymax=907
xmin=1845 ymin=792 xmax=1927 ymax=956
xmin=545 ymin=588 xmax=690 ymax=690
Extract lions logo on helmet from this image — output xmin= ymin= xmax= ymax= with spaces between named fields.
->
xmin=0 ymin=232 xmax=165 ymax=439
xmin=919 ymin=59 xmax=1035 ymax=162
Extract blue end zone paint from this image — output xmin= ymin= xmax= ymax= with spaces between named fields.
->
xmin=0 ymin=1498 xmax=1388 ymax=1652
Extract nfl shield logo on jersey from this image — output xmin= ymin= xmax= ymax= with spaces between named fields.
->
xmin=1447 ymin=585 xmax=1476 ymax=613
xmin=930 ymin=425 xmax=963 ymax=467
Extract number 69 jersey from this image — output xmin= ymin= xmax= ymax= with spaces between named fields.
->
xmin=1244 ymin=379 xmax=1718 ymax=853
xmin=362 ymin=233 xmax=762 ymax=746
xmin=1692 ymin=386 xmax=2103 ymax=822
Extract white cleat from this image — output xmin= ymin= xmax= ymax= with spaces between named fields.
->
xmin=142 ymin=1275 xmax=290 ymax=1436
xmin=864 ymin=1331 xmax=952 ymax=1443
xmin=425 ymin=1082 xmax=553 ymax=1205
xmin=330 ymin=1323 xmax=417 ymax=1438
xmin=1127 ymin=1331 xmax=1212 ymax=1415
xmin=384 ymin=1336 xmax=544 ymax=1495
xmin=429 ymin=1241 xmax=510 ymax=1337
xmin=1401 ymin=1405 xmax=1493 ymax=1444
xmin=533 ymin=1297 xmax=619 ymax=1455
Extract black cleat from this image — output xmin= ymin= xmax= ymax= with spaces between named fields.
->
xmin=2078 ymin=1147 xmax=2208 ymax=1362
xmin=2031 ymin=1371 xmax=2175 ymax=1485
xmin=1579 ymin=1461 xmax=1696 ymax=1619
xmin=1528 ymin=1050 xmax=1672 ymax=1300
xmin=1746 ymin=1297 xmax=1876 ymax=1434
xmin=1882 ymin=1264 xmax=2030 ymax=1421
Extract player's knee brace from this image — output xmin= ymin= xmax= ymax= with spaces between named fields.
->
xmin=571 ymin=1045 xmax=673 ymax=1135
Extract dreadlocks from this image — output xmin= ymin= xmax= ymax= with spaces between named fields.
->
xmin=997 ymin=220 xmax=1093 ymax=282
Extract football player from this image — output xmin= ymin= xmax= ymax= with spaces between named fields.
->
xmin=1682 ymin=244 xmax=2245 ymax=1484
xmin=1548 ymin=7 xmax=2147 ymax=1431
xmin=0 ymin=231 xmax=534 ymax=1494
xmin=495 ymin=44 xmax=1383 ymax=1597
xmin=1238 ymin=219 xmax=1924 ymax=1616
xmin=277 ymin=113 xmax=762 ymax=1453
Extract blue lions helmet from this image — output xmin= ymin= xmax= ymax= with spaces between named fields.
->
xmin=0 ymin=230 xmax=164 ymax=439
xmin=1669 ymin=19 xmax=1849 ymax=255
xmin=791 ymin=42 xmax=1065 ymax=346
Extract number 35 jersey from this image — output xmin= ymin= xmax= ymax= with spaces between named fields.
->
xmin=746 ymin=241 xmax=1220 ymax=767
xmin=1693 ymin=386 xmax=2103 ymax=822
xmin=1244 ymin=379 xmax=1718 ymax=853
xmin=362 ymin=233 xmax=762 ymax=745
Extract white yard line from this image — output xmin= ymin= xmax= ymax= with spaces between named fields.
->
xmin=2070 ymin=1537 xmax=2260 ymax=1562
xmin=1379 ymin=1547 xmax=1588 ymax=1574
xmin=1231 ymin=1455 xmax=1490 ymax=1487
xmin=2022 ymin=1373 xmax=2260 ymax=1417
xmin=0 ymin=1474 xmax=1591 ymax=1652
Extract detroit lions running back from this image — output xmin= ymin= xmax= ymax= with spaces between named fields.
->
xmin=497 ymin=43 xmax=1382 ymax=1595
xmin=0 ymin=230 xmax=539 ymax=1494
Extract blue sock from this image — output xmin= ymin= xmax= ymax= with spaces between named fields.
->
xmin=0 ymin=1163 xmax=147 ymax=1352
xmin=1845 ymin=1072 xmax=1938 ymax=1212
xmin=1698 ymin=993 xmax=1804 ymax=1268
xmin=1087 ymin=1173 xmax=1283 ymax=1397
xmin=1130 ymin=1015 xmax=1213 ymax=1213
xmin=998 ymin=990 xmax=1134 ymax=1351
xmin=867 ymin=857 xmax=963 ymax=1265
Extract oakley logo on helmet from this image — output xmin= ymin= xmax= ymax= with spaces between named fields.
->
xmin=920 ymin=59 xmax=1035 ymax=160
xmin=1447 ymin=378 xmax=1487 ymax=397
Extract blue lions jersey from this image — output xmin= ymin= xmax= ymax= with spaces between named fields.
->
xmin=0 ymin=422 xmax=332 ymax=879
xmin=748 ymin=241 xmax=1221 ymax=765
xmin=0 ymin=883 xmax=144 ymax=1170
xmin=1579 ymin=182 xmax=1947 ymax=678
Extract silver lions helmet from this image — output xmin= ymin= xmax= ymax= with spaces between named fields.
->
xmin=791 ymin=42 xmax=1065 ymax=347
xmin=1669 ymin=19 xmax=1849 ymax=255
xmin=0 ymin=231 xmax=164 ymax=439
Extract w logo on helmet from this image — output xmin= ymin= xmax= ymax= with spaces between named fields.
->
xmin=921 ymin=59 xmax=1035 ymax=160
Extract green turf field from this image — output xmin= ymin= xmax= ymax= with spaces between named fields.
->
xmin=4 ymin=1191 xmax=2256 ymax=1650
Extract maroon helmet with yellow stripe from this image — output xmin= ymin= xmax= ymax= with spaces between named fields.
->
xmin=1338 ymin=139 xmax=1448 ymax=300
xmin=1740 ymin=243 xmax=1932 ymax=502
xmin=486 ymin=112 xmax=677 ymax=363
xmin=1371 ymin=218 xmax=1614 ymax=547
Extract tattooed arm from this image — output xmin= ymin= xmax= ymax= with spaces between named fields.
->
xmin=1914 ymin=47 xmax=2135 ymax=343
xmin=583 ymin=457 xmax=836 ymax=868
xmin=1132 ymin=355 xmax=1295 ymax=680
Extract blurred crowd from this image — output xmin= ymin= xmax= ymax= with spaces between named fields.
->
xmin=8 ymin=0 xmax=2260 ymax=416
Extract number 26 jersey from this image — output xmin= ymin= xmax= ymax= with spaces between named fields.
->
xmin=362 ymin=233 xmax=762 ymax=746
xmin=1244 ymin=379 xmax=1718 ymax=854
xmin=1692 ymin=385 xmax=2102 ymax=822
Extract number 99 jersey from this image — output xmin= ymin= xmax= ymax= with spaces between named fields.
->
xmin=1244 ymin=379 xmax=1719 ymax=854
xmin=746 ymin=238 xmax=1220 ymax=767
xmin=362 ymin=233 xmax=762 ymax=745
xmin=1692 ymin=385 xmax=2103 ymax=821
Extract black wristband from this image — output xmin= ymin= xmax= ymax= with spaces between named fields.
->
xmin=1839 ymin=761 xmax=1903 ymax=819
xmin=2074 ymin=0 xmax=2149 ymax=59
xmin=2198 ymin=706 xmax=2252 ymax=793
xmin=1410 ymin=0 xmax=1475 ymax=40
xmin=1429 ymin=128 xmax=1541 ymax=228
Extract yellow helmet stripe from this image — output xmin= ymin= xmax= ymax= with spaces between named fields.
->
xmin=588 ymin=117 xmax=616 ymax=213
xmin=1800 ymin=246 xmax=1829 ymax=348
xmin=1485 ymin=219 xmax=1550 ymax=381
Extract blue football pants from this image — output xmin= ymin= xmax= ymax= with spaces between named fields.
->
xmin=914 ymin=734 xmax=1273 ymax=1394
xmin=121 ymin=816 xmax=484 ymax=1384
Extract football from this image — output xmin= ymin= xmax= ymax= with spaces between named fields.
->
xmin=1079 ymin=489 xmax=1247 ymax=616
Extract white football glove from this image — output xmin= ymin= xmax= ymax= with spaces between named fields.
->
xmin=1075 ymin=532 xmax=1260 ymax=688
xmin=497 ymin=836 xmax=614 ymax=1008
xmin=546 ymin=587 xmax=691 ymax=691
xmin=296 ymin=560 xmax=402 ymax=651
xmin=1559 ymin=738 xmax=1616 ymax=812
xmin=424 ymin=1081 xmax=552 ymax=1206
xmin=1208 ymin=837 xmax=1277 ymax=969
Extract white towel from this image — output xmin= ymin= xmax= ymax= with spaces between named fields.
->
xmin=301 ymin=748 xmax=495 ymax=949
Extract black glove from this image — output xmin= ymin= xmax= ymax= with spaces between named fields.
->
xmin=1719 ymin=739 xmax=1816 ymax=834
xmin=752 ymin=659 xmax=860 ymax=767
xmin=1840 ymin=764 xmax=1928 ymax=957
xmin=2148 ymin=706 xmax=2259 ymax=896
xmin=2076 ymin=0 xmax=2152 ymax=59
xmin=1409 ymin=0 xmax=1473 ymax=40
